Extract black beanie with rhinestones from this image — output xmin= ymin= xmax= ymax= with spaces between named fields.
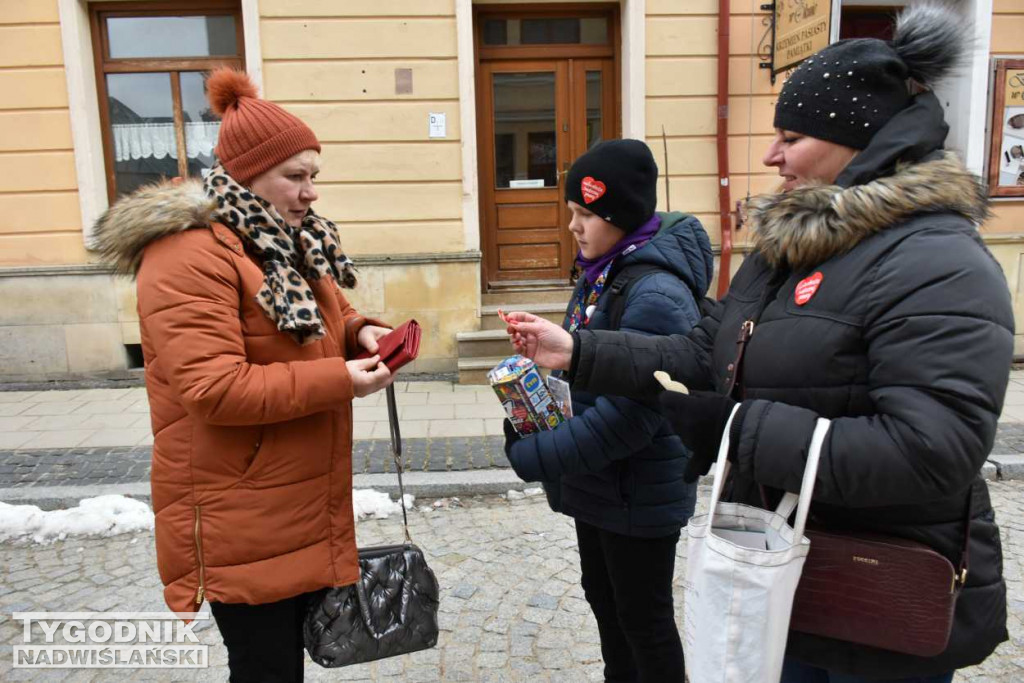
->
xmin=773 ymin=4 xmax=965 ymax=150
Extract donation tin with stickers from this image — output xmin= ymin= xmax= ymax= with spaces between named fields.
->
xmin=487 ymin=355 xmax=566 ymax=435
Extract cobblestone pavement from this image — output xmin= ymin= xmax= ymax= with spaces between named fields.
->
xmin=3 ymin=424 xmax=1024 ymax=492
xmin=0 ymin=436 xmax=508 ymax=489
xmin=3 ymin=483 xmax=1024 ymax=682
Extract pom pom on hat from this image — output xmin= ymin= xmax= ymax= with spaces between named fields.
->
xmin=206 ymin=68 xmax=259 ymax=117
xmin=772 ymin=3 xmax=966 ymax=151
xmin=205 ymin=67 xmax=320 ymax=184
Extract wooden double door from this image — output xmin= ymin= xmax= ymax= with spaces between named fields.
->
xmin=478 ymin=40 xmax=618 ymax=286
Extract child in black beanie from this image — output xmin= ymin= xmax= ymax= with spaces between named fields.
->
xmin=503 ymin=138 xmax=714 ymax=683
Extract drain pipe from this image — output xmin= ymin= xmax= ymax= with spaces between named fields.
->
xmin=715 ymin=0 xmax=733 ymax=299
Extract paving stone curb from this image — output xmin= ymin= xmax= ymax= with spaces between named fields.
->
xmin=0 ymin=470 xmax=538 ymax=510
xmin=0 ymin=436 xmax=510 ymax=490
xmin=0 ymin=462 xmax=1006 ymax=511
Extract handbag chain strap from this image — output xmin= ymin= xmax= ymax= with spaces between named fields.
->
xmin=385 ymin=383 xmax=412 ymax=544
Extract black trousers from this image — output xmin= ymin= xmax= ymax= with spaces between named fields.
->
xmin=576 ymin=519 xmax=686 ymax=683
xmin=210 ymin=592 xmax=312 ymax=683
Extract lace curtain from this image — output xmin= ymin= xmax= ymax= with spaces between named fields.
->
xmin=112 ymin=122 xmax=220 ymax=162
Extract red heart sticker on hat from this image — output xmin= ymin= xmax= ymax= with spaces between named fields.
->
xmin=580 ymin=177 xmax=606 ymax=204
xmin=794 ymin=272 xmax=823 ymax=306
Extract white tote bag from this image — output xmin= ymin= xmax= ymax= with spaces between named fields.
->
xmin=682 ymin=406 xmax=830 ymax=683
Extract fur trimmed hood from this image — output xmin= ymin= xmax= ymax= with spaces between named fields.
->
xmin=92 ymin=179 xmax=217 ymax=276
xmin=746 ymin=152 xmax=990 ymax=270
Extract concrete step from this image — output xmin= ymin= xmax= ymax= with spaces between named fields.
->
xmin=482 ymin=283 xmax=574 ymax=306
xmin=479 ymin=303 xmax=566 ymax=330
xmin=457 ymin=330 xmax=516 ymax=359
xmin=457 ymin=356 xmax=552 ymax=385
xmin=457 ymin=356 xmax=505 ymax=385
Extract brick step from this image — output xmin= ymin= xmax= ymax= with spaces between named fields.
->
xmin=456 ymin=330 xmax=515 ymax=360
xmin=481 ymin=282 xmax=574 ymax=306
xmin=457 ymin=357 xmax=504 ymax=385
xmin=479 ymin=303 xmax=566 ymax=330
xmin=457 ymin=356 xmax=553 ymax=385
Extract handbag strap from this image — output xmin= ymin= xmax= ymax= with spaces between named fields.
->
xmin=385 ymin=383 xmax=412 ymax=544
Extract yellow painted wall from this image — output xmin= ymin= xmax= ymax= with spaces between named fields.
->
xmin=259 ymin=0 xmax=471 ymax=367
xmin=261 ymin=0 xmax=464 ymax=257
xmin=646 ymin=0 xmax=780 ymax=248
xmin=990 ymin=0 xmax=1024 ymax=352
xmin=0 ymin=0 xmax=88 ymax=265
xmin=990 ymin=0 xmax=1024 ymax=240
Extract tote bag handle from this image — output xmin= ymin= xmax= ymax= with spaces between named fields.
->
xmin=773 ymin=419 xmax=830 ymax=539
xmin=706 ymin=407 xmax=830 ymax=540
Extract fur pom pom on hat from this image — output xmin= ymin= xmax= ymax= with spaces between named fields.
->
xmin=207 ymin=68 xmax=259 ymax=116
xmin=774 ymin=2 xmax=965 ymax=150
xmin=206 ymin=67 xmax=320 ymax=184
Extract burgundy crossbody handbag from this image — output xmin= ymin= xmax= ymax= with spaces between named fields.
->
xmin=787 ymin=494 xmax=971 ymax=656
xmin=725 ymin=315 xmax=972 ymax=657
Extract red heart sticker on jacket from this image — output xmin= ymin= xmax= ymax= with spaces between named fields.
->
xmin=581 ymin=176 xmax=606 ymax=204
xmin=794 ymin=272 xmax=823 ymax=306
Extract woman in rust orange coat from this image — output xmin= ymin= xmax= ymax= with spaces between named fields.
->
xmin=93 ymin=68 xmax=393 ymax=682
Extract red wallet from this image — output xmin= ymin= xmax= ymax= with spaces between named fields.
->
xmin=354 ymin=319 xmax=421 ymax=372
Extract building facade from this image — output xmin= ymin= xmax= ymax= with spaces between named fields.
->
xmin=0 ymin=0 xmax=1022 ymax=382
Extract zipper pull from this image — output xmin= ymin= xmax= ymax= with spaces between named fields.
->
xmin=195 ymin=586 xmax=204 ymax=605
xmin=739 ymin=320 xmax=755 ymax=342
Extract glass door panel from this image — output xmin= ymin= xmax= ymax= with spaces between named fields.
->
xmin=585 ymin=70 xmax=603 ymax=150
xmin=492 ymin=72 xmax=557 ymax=189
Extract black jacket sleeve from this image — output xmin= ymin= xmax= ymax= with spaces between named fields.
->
xmin=571 ymin=295 xmax=724 ymax=399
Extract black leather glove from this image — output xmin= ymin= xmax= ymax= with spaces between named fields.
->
xmin=503 ymin=418 xmax=522 ymax=458
xmin=658 ymin=391 xmax=738 ymax=483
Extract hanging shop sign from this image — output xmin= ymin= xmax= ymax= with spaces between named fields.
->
xmin=771 ymin=0 xmax=841 ymax=75
xmin=988 ymin=58 xmax=1024 ymax=198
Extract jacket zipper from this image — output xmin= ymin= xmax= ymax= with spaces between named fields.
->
xmin=249 ymin=431 xmax=263 ymax=470
xmin=193 ymin=505 xmax=206 ymax=605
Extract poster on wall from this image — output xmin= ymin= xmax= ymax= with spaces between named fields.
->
xmin=988 ymin=59 xmax=1024 ymax=198
xmin=772 ymin=0 xmax=840 ymax=74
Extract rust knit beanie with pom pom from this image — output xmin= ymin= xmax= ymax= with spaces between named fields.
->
xmin=206 ymin=67 xmax=320 ymax=184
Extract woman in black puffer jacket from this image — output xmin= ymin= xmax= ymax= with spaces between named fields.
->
xmin=505 ymin=6 xmax=1012 ymax=682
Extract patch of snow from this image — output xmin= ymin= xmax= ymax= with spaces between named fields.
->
xmin=523 ymin=487 xmax=544 ymax=497
xmin=0 ymin=489 xmax=419 ymax=544
xmin=0 ymin=495 xmax=153 ymax=544
xmin=352 ymin=489 xmax=415 ymax=520
xmin=507 ymin=490 xmax=526 ymax=500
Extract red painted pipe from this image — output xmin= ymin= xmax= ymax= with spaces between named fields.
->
xmin=715 ymin=0 xmax=733 ymax=300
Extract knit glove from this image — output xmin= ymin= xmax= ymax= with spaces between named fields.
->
xmin=658 ymin=391 xmax=739 ymax=483
xmin=503 ymin=418 xmax=523 ymax=458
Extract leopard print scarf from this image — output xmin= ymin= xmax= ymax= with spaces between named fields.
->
xmin=204 ymin=165 xmax=357 ymax=346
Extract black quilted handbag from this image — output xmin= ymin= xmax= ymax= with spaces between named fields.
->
xmin=303 ymin=384 xmax=440 ymax=667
